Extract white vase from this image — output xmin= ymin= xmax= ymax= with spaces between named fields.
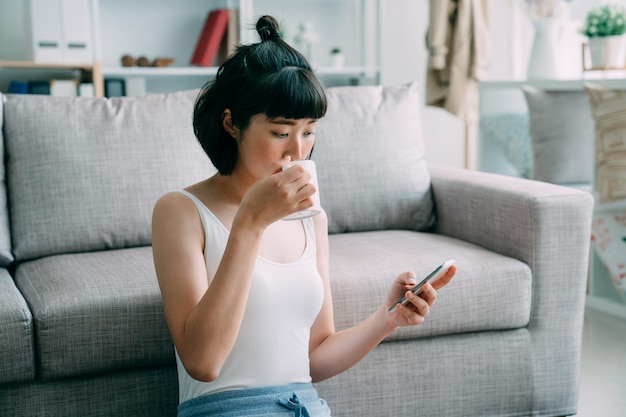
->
xmin=588 ymin=35 xmax=626 ymax=70
xmin=527 ymin=18 xmax=565 ymax=79
xmin=331 ymin=52 xmax=345 ymax=68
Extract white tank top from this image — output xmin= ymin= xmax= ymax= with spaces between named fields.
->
xmin=175 ymin=190 xmax=325 ymax=403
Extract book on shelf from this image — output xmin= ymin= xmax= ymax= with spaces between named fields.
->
xmin=124 ymin=77 xmax=147 ymax=97
xmin=28 ymin=80 xmax=51 ymax=95
xmin=50 ymin=79 xmax=79 ymax=96
xmin=190 ymin=9 xmax=230 ymax=67
xmin=217 ymin=9 xmax=240 ymax=66
xmin=8 ymin=81 xmax=29 ymax=94
xmin=104 ymin=78 xmax=125 ymax=97
xmin=78 ymin=82 xmax=95 ymax=97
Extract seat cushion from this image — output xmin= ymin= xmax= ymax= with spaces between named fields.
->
xmin=328 ymin=230 xmax=532 ymax=340
xmin=0 ymin=268 xmax=34 ymax=383
xmin=0 ymin=95 xmax=14 ymax=267
xmin=3 ymin=91 xmax=215 ymax=262
xmin=315 ymin=83 xmax=435 ymax=234
xmin=14 ymin=247 xmax=172 ymax=381
xmin=14 ymin=231 xmax=531 ymax=382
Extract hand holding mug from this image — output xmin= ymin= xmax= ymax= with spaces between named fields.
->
xmin=281 ymin=160 xmax=322 ymax=220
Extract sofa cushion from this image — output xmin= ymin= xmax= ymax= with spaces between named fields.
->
xmin=315 ymin=82 xmax=435 ymax=233
xmin=3 ymin=91 xmax=215 ymax=262
xmin=14 ymin=247 xmax=172 ymax=381
xmin=522 ymin=86 xmax=595 ymax=185
xmin=585 ymin=83 xmax=626 ymax=204
xmin=13 ymin=230 xmax=531 ymax=383
xmin=328 ymin=230 xmax=532 ymax=340
xmin=0 ymin=95 xmax=14 ymax=267
xmin=0 ymin=268 xmax=34 ymax=383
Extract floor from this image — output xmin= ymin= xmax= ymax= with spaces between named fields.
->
xmin=575 ymin=308 xmax=626 ymax=416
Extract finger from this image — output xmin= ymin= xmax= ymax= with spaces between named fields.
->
xmin=395 ymin=302 xmax=425 ymax=325
xmin=406 ymin=291 xmax=430 ymax=317
xmin=282 ymin=165 xmax=312 ymax=187
xmin=418 ymin=283 xmax=437 ymax=306
xmin=398 ymin=271 xmax=417 ymax=288
xmin=431 ymin=265 xmax=457 ymax=290
xmin=268 ymin=157 xmax=292 ymax=175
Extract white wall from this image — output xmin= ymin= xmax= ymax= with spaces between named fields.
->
xmin=380 ymin=0 xmax=465 ymax=169
xmin=378 ymin=0 xmax=624 ymax=171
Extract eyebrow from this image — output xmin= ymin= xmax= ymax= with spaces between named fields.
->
xmin=268 ymin=118 xmax=317 ymax=125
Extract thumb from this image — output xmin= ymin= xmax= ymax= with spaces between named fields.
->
xmin=399 ymin=271 xmax=417 ymax=287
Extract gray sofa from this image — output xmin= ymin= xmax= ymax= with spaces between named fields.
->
xmin=0 ymin=82 xmax=594 ymax=417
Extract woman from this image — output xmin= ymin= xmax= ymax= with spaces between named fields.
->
xmin=152 ymin=15 xmax=456 ymax=417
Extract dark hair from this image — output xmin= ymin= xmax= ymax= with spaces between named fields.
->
xmin=193 ymin=15 xmax=328 ymax=175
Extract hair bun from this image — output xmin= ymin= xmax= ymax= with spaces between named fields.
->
xmin=256 ymin=15 xmax=281 ymax=42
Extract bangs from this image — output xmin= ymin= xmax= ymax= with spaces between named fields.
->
xmin=259 ymin=67 xmax=327 ymax=120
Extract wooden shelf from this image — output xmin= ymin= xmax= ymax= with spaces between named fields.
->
xmin=102 ymin=66 xmax=219 ymax=77
xmin=0 ymin=60 xmax=95 ymax=70
xmin=480 ymin=74 xmax=626 ymax=91
xmin=0 ymin=61 xmax=104 ymax=97
xmin=101 ymin=65 xmax=376 ymax=79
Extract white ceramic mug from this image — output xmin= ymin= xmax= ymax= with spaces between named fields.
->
xmin=281 ymin=159 xmax=322 ymax=220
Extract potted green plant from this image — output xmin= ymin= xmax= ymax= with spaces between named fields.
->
xmin=330 ymin=47 xmax=344 ymax=68
xmin=581 ymin=4 xmax=626 ymax=69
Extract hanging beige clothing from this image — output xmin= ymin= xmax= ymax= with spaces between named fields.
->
xmin=425 ymin=0 xmax=490 ymax=125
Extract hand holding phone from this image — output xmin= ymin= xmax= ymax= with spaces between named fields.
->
xmin=388 ymin=259 xmax=456 ymax=312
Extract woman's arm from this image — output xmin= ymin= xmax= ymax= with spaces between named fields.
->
xmin=152 ymin=191 xmax=264 ymax=382
xmin=308 ymin=211 xmax=456 ymax=382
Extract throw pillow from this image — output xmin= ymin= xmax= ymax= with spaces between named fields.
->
xmin=523 ymin=86 xmax=595 ymax=185
xmin=585 ymin=83 xmax=626 ymax=204
xmin=314 ymin=82 xmax=435 ymax=233
xmin=479 ymin=113 xmax=531 ymax=179
xmin=3 ymin=90 xmax=215 ymax=262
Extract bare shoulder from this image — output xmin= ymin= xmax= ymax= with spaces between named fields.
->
xmin=152 ymin=190 xmax=204 ymax=249
xmin=153 ymin=190 xmax=195 ymax=217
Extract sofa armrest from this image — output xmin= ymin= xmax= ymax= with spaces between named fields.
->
xmin=428 ymin=164 xmax=594 ymax=267
xmin=428 ymin=164 xmax=594 ymax=409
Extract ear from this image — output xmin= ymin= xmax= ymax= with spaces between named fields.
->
xmin=222 ymin=109 xmax=239 ymax=139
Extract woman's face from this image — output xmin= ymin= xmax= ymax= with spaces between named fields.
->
xmin=235 ymin=113 xmax=318 ymax=178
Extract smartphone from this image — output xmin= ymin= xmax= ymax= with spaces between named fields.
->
xmin=388 ymin=259 xmax=456 ymax=312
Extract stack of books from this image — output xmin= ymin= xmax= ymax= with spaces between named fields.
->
xmin=8 ymin=79 xmax=95 ymax=96
xmin=190 ymin=8 xmax=239 ymax=67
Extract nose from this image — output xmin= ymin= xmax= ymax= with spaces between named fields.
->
xmin=284 ymin=136 xmax=306 ymax=161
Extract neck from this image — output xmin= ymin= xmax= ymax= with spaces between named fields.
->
xmin=213 ymin=171 xmax=253 ymax=204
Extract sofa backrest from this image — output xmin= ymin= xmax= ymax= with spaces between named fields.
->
xmin=315 ymin=82 xmax=435 ymax=234
xmin=0 ymin=95 xmax=14 ymax=266
xmin=2 ymin=82 xmax=435 ymax=262
xmin=3 ymin=90 xmax=215 ymax=262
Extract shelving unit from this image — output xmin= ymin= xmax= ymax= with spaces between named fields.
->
xmin=97 ymin=0 xmax=381 ymax=94
xmin=0 ymin=61 xmax=103 ymax=96
xmin=0 ymin=0 xmax=380 ymax=95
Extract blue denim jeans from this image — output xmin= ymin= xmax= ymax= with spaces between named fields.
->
xmin=177 ymin=383 xmax=332 ymax=417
